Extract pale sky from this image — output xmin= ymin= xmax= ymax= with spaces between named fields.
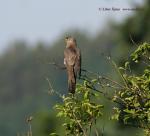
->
xmin=0 ymin=0 xmax=143 ymax=53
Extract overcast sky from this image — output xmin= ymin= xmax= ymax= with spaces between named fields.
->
xmin=0 ymin=0 xmax=143 ymax=53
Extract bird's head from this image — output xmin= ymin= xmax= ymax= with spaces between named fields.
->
xmin=65 ymin=36 xmax=76 ymax=48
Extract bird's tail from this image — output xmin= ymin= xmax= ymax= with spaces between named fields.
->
xmin=67 ymin=66 xmax=76 ymax=94
xmin=68 ymin=79 xmax=76 ymax=94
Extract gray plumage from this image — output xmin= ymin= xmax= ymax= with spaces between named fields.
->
xmin=64 ymin=37 xmax=81 ymax=93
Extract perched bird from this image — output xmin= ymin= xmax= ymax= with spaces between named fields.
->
xmin=64 ymin=36 xmax=81 ymax=93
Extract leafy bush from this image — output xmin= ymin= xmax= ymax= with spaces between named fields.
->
xmin=112 ymin=43 xmax=150 ymax=135
xmin=50 ymin=81 xmax=103 ymax=136
xmin=50 ymin=43 xmax=150 ymax=136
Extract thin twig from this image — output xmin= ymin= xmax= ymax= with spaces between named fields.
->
xmin=100 ymin=76 xmax=126 ymax=89
xmin=29 ymin=123 xmax=32 ymax=136
xmin=46 ymin=77 xmax=63 ymax=98
xmin=72 ymin=112 xmax=87 ymax=136
xmin=47 ymin=62 xmax=66 ymax=70
xmin=129 ymin=34 xmax=138 ymax=47
xmin=109 ymin=59 xmax=129 ymax=89
xmin=95 ymin=127 xmax=99 ymax=136
xmin=81 ymin=69 xmax=126 ymax=89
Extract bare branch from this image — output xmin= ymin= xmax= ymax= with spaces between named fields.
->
xmin=46 ymin=77 xmax=63 ymax=98
xmin=47 ymin=62 xmax=66 ymax=70
xmin=129 ymin=34 xmax=138 ymax=47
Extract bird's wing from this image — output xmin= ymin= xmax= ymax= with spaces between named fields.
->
xmin=74 ymin=48 xmax=81 ymax=76
xmin=64 ymin=48 xmax=77 ymax=93
xmin=64 ymin=48 xmax=77 ymax=66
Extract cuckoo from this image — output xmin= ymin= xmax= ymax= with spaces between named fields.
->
xmin=64 ymin=36 xmax=81 ymax=93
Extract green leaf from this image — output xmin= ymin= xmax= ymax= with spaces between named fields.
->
xmin=84 ymin=91 xmax=89 ymax=99
xmin=119 ymin=67 xmax=125 ymax=71
xmin=124 ymin=109 xmax=135 ymax=114
xmin=111 ymin=114 xmax=119 ymax=120
xmin=123 ymin=116 xmax=130 ymax=124
xmin=91 ymin=79 xmax=98 ymax=83
xmin=56 ymin=111 xmax=64 ymax=117
xmin=49 ymin=133 xmax=59 ymax=136
xmin=125 ymin=61 xmax=130 ymax=69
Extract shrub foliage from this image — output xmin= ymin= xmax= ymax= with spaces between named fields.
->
xmin=50 ymin=43 xmax=150 ymax=136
